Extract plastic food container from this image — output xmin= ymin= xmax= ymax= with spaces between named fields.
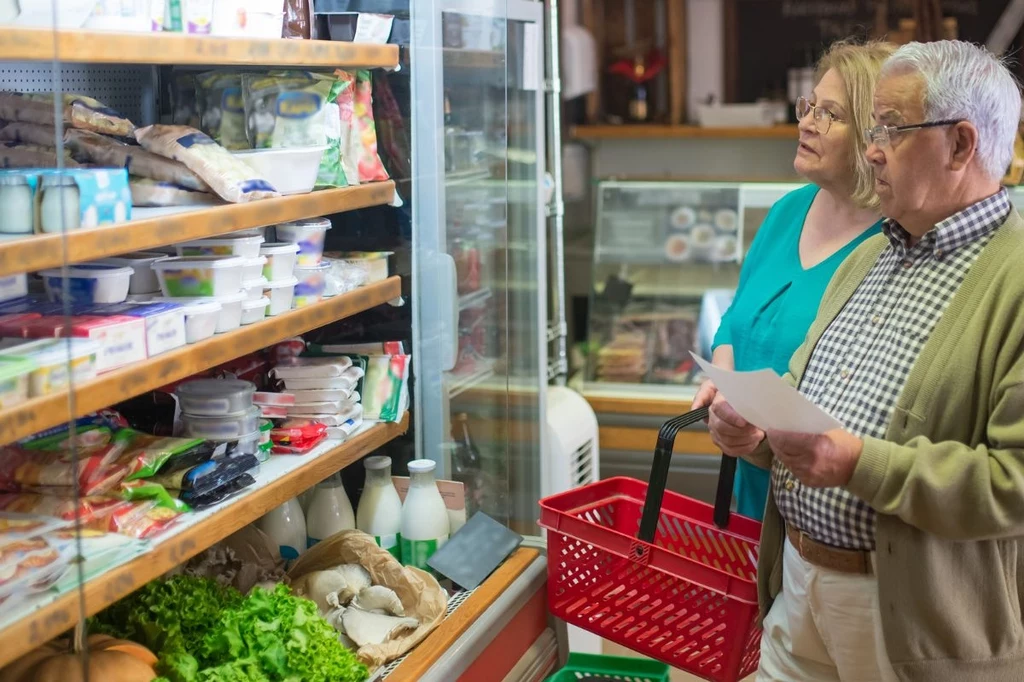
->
xmin=243 ymin=277 xmax=269 ymax=301
xmin=95 ymin=252 xmax=168 ymax=294
xmin=156 ymin=291 xmax=247 ymax=334
xmin=292 ymin=263 xmax=330 ymax=308
xmin=40 ymin=264 xmax=133 ymax=304
xmin=174 ymin=299 xmax=222 ymax=344
xmin=0 ymin=356 xmax=34 ymax=408
xmin=181 ymin=405 xmax=261 ymax=440
xmin=177 ymin=234 xmax=264 ymax=259
xmin=240 ymin=256 xmax=268 ymax=282
xmin=152 ymin=256 xmax=245 ymax=298
xmin=176 ymin=378 xmax=256 ymax=416
xmin=262 ymin=277 xmax=297 ymax=316
xmin=0 ymin=274 xmax=27 ymax=303
xmin=276 ymin=218 xmax=331 ymax=266
xmin=259 ymin=242 xmax=300 ymax=281
xmin=0 ymin=338 xmax=102 ymax=397
xmin=232 ymin=145 xmax=328 ymax=196
xmin=240 ymin=297 xmax=269 ymax=325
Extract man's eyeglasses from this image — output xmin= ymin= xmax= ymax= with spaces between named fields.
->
xmin=796 ymin=96 xmax=844 ymax=135
xmin=863 ymin=119 xmax=964 ymax=147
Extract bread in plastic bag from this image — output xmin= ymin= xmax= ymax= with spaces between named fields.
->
xmin=134 ymin=124 xmax=278 ymax=203
xmin=67 ymin=128 xmax=211 ymax=191
xmin=0 ymin=91 xmax=135 ymax=137
xmin=196 ymin=71 xmax=249 ymax=151
xmin=0 ymin=122 xmax=59 ymax=147
xmin=0 ymin=142 xmax=79 ymax=168
xmin=130 ymin=177 xmax=221 ymax=207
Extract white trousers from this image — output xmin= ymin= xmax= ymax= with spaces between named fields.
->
xmin=756 ymin=539 xmax=898 ymax=682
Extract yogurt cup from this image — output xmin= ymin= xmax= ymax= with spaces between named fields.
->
xmin=177 ymin=234 xmax=264 ymax=259
xmin=240 ymin=256 xmax=268 ymax=282
xmin=95 ymin=252 xmax=169 ymax=294
xmin=262 ymin=277 xmax=297 ymax=316
xmin=156 ymin=290 xmax=246 ymax=334
xmin=40 ymin=264 xmax=133 ymax=304
xmin=173 ymin=299 xmax=222 ymax=344
xmin=181 ymin=405 xmax=260 ymax=440
xmin=177 ymin=378 xmax=256 ymax=416
xmin=152 ymin=256 xmax=244 ymax=298
xmin=276 ymin=218 xmax=330 ymax=266
xmin=241 ymin=296 xmax=269 ymax=325
xmin=292 ymin=263 xmax=330 ymax=309
xmin=259 ymin=242 xmax=300 ymax=281
xmin=242 ymin=277 xmax=269 ymax=302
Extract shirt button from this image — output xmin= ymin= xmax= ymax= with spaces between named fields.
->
xmin=871 ymin=314 xmax=881 ymax=324
xmin=840 ymin=368 xmax=851 ymax=379
xmin=785 ymin=480 xmax=796 ymax=491
xmin=935 ymin=249 xmax=943 ymax=258
xmin=902 ymin=259 xmax=913 ymax=269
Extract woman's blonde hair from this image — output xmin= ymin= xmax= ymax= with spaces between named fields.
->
xmin=816 ymin=39 xmax=896 ymax=209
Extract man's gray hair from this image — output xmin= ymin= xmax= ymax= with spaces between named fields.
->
xmin=881 ymin=41 xmax=1021 ymax=181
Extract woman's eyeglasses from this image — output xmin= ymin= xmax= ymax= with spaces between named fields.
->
xmin=796 ymin=96 xmax=844 ymax=135
xmin=863 ymin=119 xmax=965 ymax=147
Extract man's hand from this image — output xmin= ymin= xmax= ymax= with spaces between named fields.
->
xmin=691 ymin=379 xmax=718 ymax=411
xmin=767 ymin=428 xmax=864 ymax=488
xmin=708 ymin=394 xmax=765 ymax=456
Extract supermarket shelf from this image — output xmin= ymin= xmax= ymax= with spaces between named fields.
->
xmin=0 ymin=276 xmax=401 ymax=445
xmin=458 ymin=287 xmax=493 ymax=311
xmin=0 ymin=416 xmax=409 ymax=669
xmin=571 ymin=124 xmax=799 ymax=140
xmin=0 ymin=182 xmax=395 ymax=279
xmin=0 ymin=28 xmax=399 ymax=67
xmin=447 ymin=360 xmax=497 ymax=398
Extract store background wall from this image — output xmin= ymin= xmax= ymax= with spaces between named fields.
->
xmin=560 ymin=0 xmax=798 ymax=352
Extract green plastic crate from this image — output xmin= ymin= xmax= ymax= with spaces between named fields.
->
xmin=546 ymin=653 xmax=671 ymax=682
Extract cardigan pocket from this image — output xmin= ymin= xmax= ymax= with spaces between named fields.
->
xmin=889 ymin=405 xmax=925 ymax=438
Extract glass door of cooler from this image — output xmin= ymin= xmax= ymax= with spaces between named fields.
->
xmin=410 ymin=0 xmax=547 ymax=533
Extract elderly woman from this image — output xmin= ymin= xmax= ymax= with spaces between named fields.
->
xmin=692 ymin=40 xmax=895 ymax=520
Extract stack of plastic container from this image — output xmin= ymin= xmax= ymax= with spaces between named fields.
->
xmin=275 ymin=219 xmax=331 ymax=308
xmin=175 ymin=378 xmax=269 ymax=459
xmin=258 ymin=237 xmax=300 ymax=316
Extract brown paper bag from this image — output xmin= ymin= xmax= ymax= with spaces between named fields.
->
xmin=287 ymin=530 xmax=448 ymax=669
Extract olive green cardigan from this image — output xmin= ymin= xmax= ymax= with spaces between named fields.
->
xmin=746 ymin=208 xmax=1024 ymax=682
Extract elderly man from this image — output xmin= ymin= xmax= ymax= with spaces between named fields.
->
xmin=709 ymin=40 xmax=1024 ymax=682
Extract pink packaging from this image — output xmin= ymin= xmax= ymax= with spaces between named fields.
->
xmin=22 ymin=318 xmax=67 ymax=339
xmin=0 ymin=314 xmax=41 ymax=337
xmin=67 ymin=316 xmax=148 ymax=372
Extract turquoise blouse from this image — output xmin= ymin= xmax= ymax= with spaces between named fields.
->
xmin=712 ymin=184 xmax=882 ymax=520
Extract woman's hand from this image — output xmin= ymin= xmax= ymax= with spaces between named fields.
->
xmin=708 ymin=393 xmax=765 ymax=456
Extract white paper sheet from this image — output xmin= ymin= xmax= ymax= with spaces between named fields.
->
xmin=691 ymin=353 xmax=843 ymax=434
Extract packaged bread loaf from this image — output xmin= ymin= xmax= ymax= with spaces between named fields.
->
xmin=0 ymin=122 xmax=60 ymax=148
xmin=0 ymin=92 xmax=135 ymax=137
xmin=0 ymin=142 xmax=79 ymax=168
xmin=129 ymin=177 xmax=220 ymax=207
xmin=66 ymin=129 xmax=211 ymax=191
xmin=134 ymin=125 xmax=278 ymax=203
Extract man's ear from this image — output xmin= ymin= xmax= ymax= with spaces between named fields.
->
xmin=949 ymin=121 xmax=978 ymax=171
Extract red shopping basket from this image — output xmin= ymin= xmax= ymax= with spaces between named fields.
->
xmin=539 ymin=407 xmax=763 ymax=682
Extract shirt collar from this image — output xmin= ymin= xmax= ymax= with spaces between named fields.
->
xmin=882 ymin=187 xmax=1010 ymax=258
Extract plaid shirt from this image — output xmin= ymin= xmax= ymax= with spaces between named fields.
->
xmin=773 ymin=189 xmax=1010 ymax=550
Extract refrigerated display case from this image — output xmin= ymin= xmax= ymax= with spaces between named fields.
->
xmin=411 ymin=0 xmax=548 ymax=535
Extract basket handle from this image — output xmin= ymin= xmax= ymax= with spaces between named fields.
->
xmin=637 ymin=407 xmax=736 ymax=543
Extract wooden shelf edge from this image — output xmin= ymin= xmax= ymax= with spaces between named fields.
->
xmin=571 ymin=124 xmax=799 ymax=141
xmin=0 ymin=28 xmax=399 ymax=67
xmin=388 ymin=547 xmax=542 ymax=681
xmin=0 ymin=181 xmax=395 ymax=279
xmin=0 ymin=415 xmax=410 ymax=668
xmin=0 ymin=276 xmax=402 ymax=444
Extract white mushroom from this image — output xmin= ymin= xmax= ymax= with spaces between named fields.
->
xmin=291 ymin=570 xmax=349 ymax=613
xmin=341 ymin=608 xmax=419 ymax=647
xmin=351 ymin=585 xmax=405 ymax=616
xmin=332 ymin=564 xmax=372 ymax=604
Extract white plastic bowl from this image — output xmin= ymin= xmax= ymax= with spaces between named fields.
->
xmin=240 ymin=296 xmax=270 ymax=325
xmin=243 ymin=277 xmax=268 ymax=301
xmin=276 ymin=218 xmax=331 ymax=267
xmin=262 ymin=277 xmax=298 ymax=316
xmin=157 ymin=291 xmax=246 ymax=334
xmin=259 ymin=242 xmax=300 ymax=281
xmin=177 ymin=234 xmax=265 ymax=259
xmin=152 ymin=256 xmax=245 ymax=298
xmin=172 ymin=299 xmax=222 ymax=344
xmin=232 ymin=145 xmax=327 ymax=196
xmin=96 ymin=252 xmax=169 ymax=294
xmin=240 ymin=256 xmax=268 ymax=282
xmin=40 ymin=264 xmax=133 ymax=304
xmin=292 ymin=263 xmax=330 ymax=308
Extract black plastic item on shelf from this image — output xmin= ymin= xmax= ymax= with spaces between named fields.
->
xmin=314 ymin=0 xmax=410 ymax=45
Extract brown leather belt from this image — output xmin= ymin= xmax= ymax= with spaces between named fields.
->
xmin=786 ymin=525 xmax=873 ymax=575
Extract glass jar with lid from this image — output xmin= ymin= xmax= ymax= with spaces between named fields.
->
xmin=0 ymin=174 xmax=35 ymax=234
xmin=40 ymin=174 xmax=80 ymax=234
